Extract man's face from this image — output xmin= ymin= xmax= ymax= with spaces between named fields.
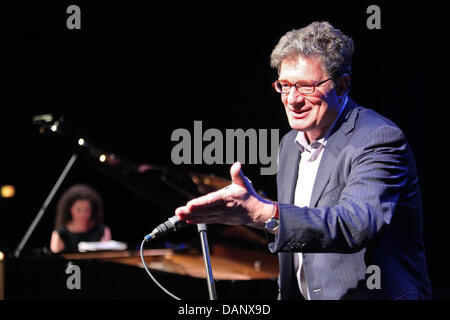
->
xmin=279 ymin=55 xmax=340 ymax=142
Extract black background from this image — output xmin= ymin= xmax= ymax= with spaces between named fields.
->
xmin=2 ymin=0 xmax=449 ymax=298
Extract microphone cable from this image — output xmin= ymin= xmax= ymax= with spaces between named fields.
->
xmin=139 ymin=237 xmax=181 ymax=300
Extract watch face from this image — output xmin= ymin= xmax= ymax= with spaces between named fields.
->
xmin=265 ymin=218 xmax=279 ymax=231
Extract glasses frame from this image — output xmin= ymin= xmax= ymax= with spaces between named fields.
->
xmin=272 ymin=78 xmax=333 ymax=95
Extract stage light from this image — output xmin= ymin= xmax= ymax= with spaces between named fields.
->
xmin=99 ymin=154 xmax=106 ymax=162
xmin=0 ymin=251 xmax=4 ymax=261
xmin=51 ymin=124 xmax=58 ymax=132
xmin=78 ymin=138 xmax=85 ymax=146
xmin=1 ymin=185 xmax=15 ymax=198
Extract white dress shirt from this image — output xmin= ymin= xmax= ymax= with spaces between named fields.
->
xmin=293 ymin=96 xmax=348 ymax=299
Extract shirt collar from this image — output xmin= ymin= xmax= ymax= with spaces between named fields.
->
xmin=295 ymin=95 xmax=349 ymax=155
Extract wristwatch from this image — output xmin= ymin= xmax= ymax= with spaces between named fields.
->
xmin=264 ymin=202 xmax=280 ymax=233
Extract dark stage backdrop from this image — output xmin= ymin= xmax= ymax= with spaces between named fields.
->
xmin=2 ymin=1 xmax=448 ymax=298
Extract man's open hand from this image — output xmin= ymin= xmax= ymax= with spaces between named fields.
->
xmin=175 ymin=162 xmax=274 ymax=229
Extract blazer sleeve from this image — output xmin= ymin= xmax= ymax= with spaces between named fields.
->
xmin=269 ymin=123 xmax=413 ymax=254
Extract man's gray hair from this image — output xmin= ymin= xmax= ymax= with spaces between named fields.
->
xmin=270 ymin=21 xmax=354 ymax=79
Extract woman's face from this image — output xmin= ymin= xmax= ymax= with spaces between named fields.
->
xmin=70 ymin=199 xmax=92 ymax=225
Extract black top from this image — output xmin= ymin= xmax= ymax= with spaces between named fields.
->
xmin=56 ymin=224 xmax=106 ymax=253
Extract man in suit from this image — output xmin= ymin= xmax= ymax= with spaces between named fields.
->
xmin=175 ymin=21 xmax=432 ymax=300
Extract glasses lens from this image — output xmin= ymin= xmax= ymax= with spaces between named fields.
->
xmin=275 ymin=81 xmax=291 ymax=94
xmin=274 ymin=81 xmax=283 ymax=93
xmin=297 ymin=83 xmax=314 ymax=94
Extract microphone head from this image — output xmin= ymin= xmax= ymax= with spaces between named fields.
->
xmin=145 ymin=215 xmax=188 ymax=241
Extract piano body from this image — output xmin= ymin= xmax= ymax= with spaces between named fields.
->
xmin=1 ymin=143 xmax=278 ymax=300
xmin=3 ymin=243 xmax=278 ymax=299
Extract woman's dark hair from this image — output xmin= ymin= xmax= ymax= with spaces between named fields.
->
xmin=54 ymin=184 xmax=104 ymax=228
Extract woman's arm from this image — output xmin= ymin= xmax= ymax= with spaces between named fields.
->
xmin=50 ymin=230 xmax=65 ymax=253
xmin=100 ymin=226 xmax=112 ymax=241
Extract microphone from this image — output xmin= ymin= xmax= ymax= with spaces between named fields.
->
xmin=145 ymin=215 xmax=188 ymax=241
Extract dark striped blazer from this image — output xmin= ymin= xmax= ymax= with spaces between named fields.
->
xmin=269 ymin=98 xmax=432 ymax=300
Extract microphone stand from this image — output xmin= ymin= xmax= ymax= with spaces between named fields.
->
xmin=197 ymin=223 xmax=217 ymax=300
xmin=157 ymin=174 xmax=217 ymax=299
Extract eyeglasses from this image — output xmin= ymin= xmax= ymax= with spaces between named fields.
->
xmin=272 ymin=78 xmax=333 ymax=95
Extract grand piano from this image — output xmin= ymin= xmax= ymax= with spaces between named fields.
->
xmin=2 ymin=130 xmax=278 ymax=299
xmin=4 ymin=241 xmax=278 ymax=299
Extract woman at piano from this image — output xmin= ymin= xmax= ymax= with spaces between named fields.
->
xmin=49 ymin=184 xmax=112 ymax=253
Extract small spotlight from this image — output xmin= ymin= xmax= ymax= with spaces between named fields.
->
xmin=50 ymin=124 xmax=58 ymax=132
xmin=78 ymin=138 xmax=85 ymax=146
xmin=0 ymin=251 xmax=4 ymax=261
xmin=1 ymin=185 xmax=15 ymax=198
xmin=99 ymin=154 xmax=107 ymax=162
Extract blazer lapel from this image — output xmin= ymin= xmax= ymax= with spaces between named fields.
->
xmin=309 ymin=100 xmax=359 ymax=207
